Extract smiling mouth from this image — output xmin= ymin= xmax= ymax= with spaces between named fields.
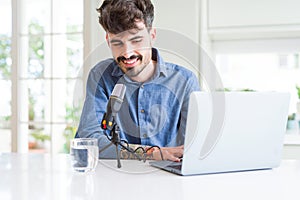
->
xmin=117 ymin=55 xmax=142 ymax=66
xmin=122 ymin=57 xmax=139 ymax=65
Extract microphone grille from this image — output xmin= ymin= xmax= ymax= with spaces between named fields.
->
xmin=112 ymin=84 xmax=126 ymax=99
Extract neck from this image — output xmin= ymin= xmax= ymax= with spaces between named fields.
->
xmin=131 ymin=60 xmax=157 ymax=83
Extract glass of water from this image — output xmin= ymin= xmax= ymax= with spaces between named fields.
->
xmin=70 ymin=138 xmax=99 ymax=173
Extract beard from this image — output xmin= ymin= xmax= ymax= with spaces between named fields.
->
xmin=117 ymin=54 xmax=150 ymax=78
xmin=126 ymin=61 xmax=150 ymax=77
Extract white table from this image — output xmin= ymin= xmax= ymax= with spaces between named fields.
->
xmin=0 ymin=153 xmax=300 ymax=200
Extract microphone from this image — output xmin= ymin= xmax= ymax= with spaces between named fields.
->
xmin=101 ymin=84 xmax=126 ymax=130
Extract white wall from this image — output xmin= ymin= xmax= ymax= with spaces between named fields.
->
xmin=207 ymin=0 xmax=300 ymax=40
xmin=208 ymin=0 xmax=300 ymax=28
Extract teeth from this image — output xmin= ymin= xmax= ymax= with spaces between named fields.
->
xmin=123 ymin=58 xmax=138 ymax=64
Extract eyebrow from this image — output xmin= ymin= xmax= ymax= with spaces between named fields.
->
xmin=128 ymin=36 xmax=143 ymax=41
xmin=110 ymin=36 xmax=143 ymax=44
xmin=110 ymin=39 xmax=122 ymax=44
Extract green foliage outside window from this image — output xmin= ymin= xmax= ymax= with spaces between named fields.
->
xmin=0 ymin=34 xmax=12 ymax=128
xmin=62 ymin=104 xmax=81 ymax=153
xmin=28 ymin=19 xmax=44 ymax=78
xmin=296 ymin=85 xmax=300 ymax=99
xmin=0 ymin=34 xmax=11 ymax=79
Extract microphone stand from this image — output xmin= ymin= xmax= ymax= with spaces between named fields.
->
xmin=99 ymin=116 xmax=142 ymax=168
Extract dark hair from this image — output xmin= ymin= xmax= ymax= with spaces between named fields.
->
xmin=97 ymin=0 xmax=154 ymax=34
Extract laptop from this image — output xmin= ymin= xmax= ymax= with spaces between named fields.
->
xmin=150 ymin=91 xmax=290 ymax=176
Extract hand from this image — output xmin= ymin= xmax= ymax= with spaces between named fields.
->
xmin=152 ymin=145 xmax=184 ymax=162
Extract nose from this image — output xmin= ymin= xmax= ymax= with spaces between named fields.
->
xmin=122 ymin=43 xmax=135 ymax=58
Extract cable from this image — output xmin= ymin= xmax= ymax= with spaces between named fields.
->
xmin=144 ymin=145 xmax=164 ymax=161
xmin=102 ymin=130 xmax=164 ymax=161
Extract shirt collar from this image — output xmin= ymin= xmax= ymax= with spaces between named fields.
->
xmin=111 ymin=62 xmax=124 ymax=77
xmin=152 ymin=48 xmax=168 ymax=78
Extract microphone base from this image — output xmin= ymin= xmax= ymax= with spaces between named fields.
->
xmin=99 ymin=123 xmax=142 ymax=168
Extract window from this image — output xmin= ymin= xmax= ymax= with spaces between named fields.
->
xmin=214 ymin=40 xmax=300 ymax=141
xmin=216 ymin=53 xmax=300 ymax=114
xmin=20 ymin=0 xmax=84 ymax=153
xmin=0 ymin=0 xmax=85 ymax=153
xmin=0 ymin=0 xmax=12 ymax=152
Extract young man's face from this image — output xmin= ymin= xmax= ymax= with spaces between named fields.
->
xmin=106 ymin=21 xmax=156 ymax=78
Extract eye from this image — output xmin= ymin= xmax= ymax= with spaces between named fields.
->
xmin=112 ymin=42 xmax=122 ymax=47
xmin=110 ymin=40 xmax=123 ymax=47
xmin=132 ymin=39 xmax=142 ymax=43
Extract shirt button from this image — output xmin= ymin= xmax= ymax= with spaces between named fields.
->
xmin=143 ymin=133 xmax=148 ymax=138
xmin=141 ymin=109 xmax=145 ymax=113
xmin=141 ymin=84 xmax=144 ymax=89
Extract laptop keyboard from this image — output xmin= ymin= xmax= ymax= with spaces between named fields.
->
xmin=167 ymin=162 xmax=182 ymax=171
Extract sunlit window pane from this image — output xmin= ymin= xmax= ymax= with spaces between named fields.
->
xmin=51 ymin=34 xmax=83 ymax=78
xmin=28 ymin=34 xmax=45 ymax=78
xmin=67 ymin=79 xmax=84 ymax=110
xmin=52 ymin=0 xmax=83 ymax=33
xmin=0 ymin=0 xmax=11 ymax=152
xmin=216 ymin=53 xmax=300 ymax=114
xmin=0 ymin=35 xmax=11 ymax=79
xmin=0 ymin=80 xmax=11 ymax=118
xmin=19 ymin=80 xmax=51 ymax=123
xmin=66 ymin=34 xmax=83 ymax=78
xmin=19 ymin=34 xmax=49 ymax=79
xmin=20 ymin=0 xmax=51 ymax=34
xmin=0 ymin=80 xmax=12 ymax=147
xmin=52 ymin=79 xmax=68 ymax=123
xmin=53 ymin=123 xmax=74 ymax=153
xmin=0 ymin=0 xmax=12 ymax=36
xmin=27 ymin=123 xmax=51 ymax=153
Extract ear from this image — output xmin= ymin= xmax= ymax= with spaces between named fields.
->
xmin=149 ymin=28 xmax=156 ymax=45
xmin=106 ymin=33 xmax=110 ymax=47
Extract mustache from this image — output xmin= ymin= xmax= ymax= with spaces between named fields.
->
xmin=117 ymin=55 xmax=142 ymax=63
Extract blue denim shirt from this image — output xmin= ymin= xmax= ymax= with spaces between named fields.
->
xmin=76 ymin=48 xmax=200 ymax=158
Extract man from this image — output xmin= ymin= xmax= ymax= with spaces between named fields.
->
xmin=76 ymin=0 xmax=200 ymax=161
